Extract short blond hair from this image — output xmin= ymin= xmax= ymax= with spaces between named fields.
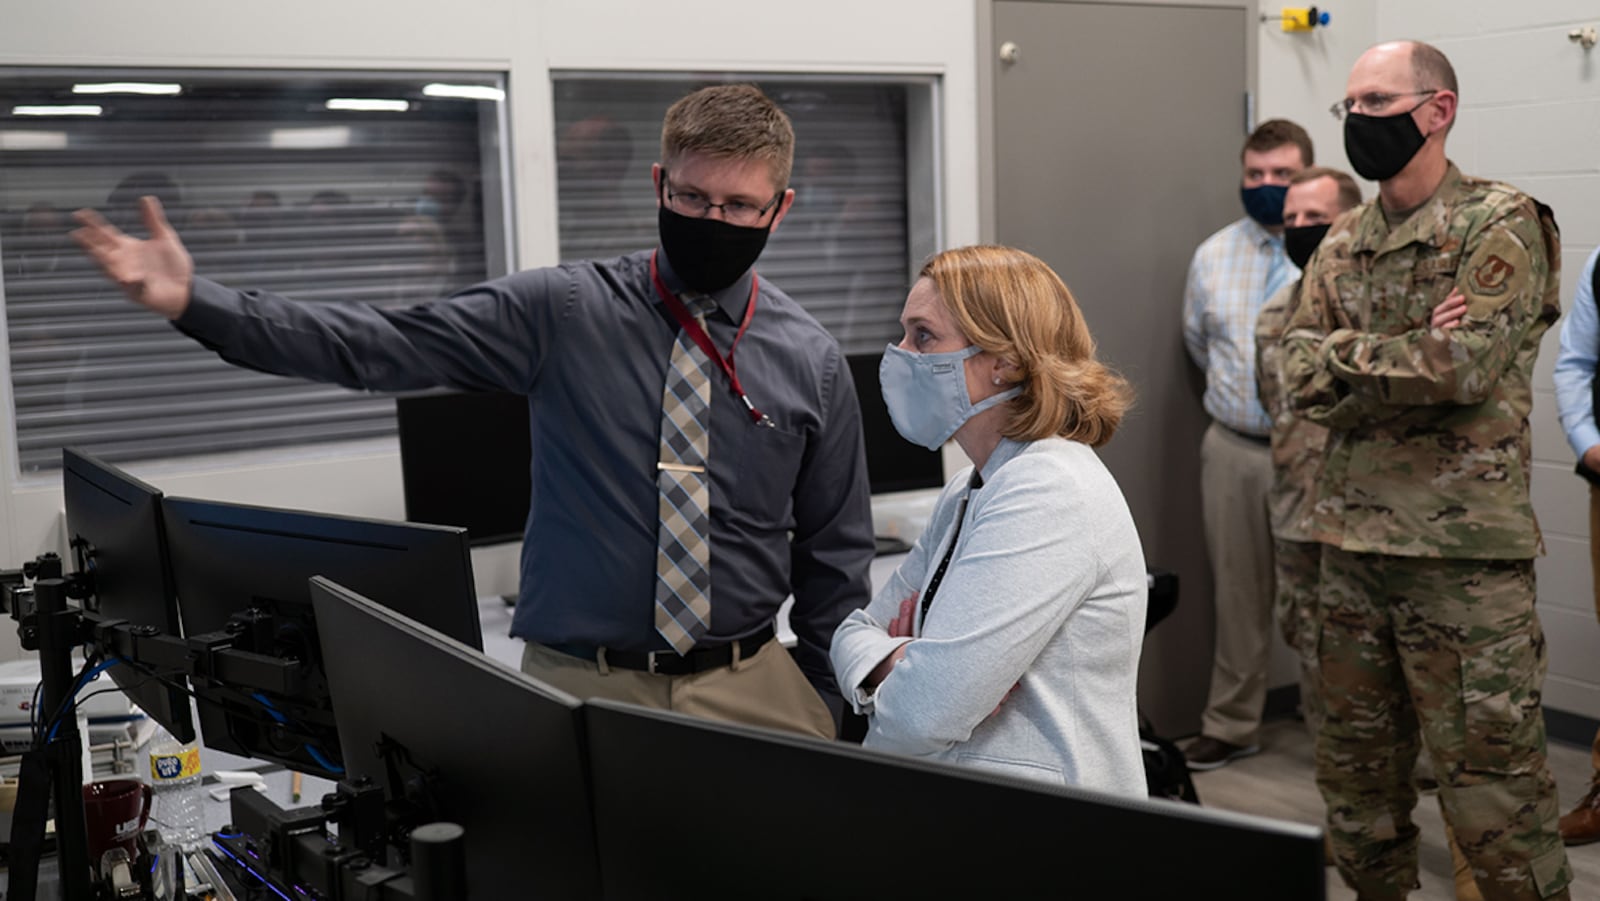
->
xmin=919 ymin=245 xmax=1131 ymax=447
xmin=1289 ymin=166 xmax=1363 ymax=211
xmin=661 ymin=84 xmax=795 ymax=191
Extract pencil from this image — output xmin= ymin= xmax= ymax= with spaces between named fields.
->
xmin=291 ymin=771 xmax=302 ymax=804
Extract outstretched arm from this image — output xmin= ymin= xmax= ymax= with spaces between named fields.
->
xmin=71 ymin=196 xmax=195 ymax=319
xmin=74 ymin=193 xmax=566 ymax=396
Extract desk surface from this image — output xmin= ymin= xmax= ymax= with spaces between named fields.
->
xmin=478 ymin=553 xmax=907 ymax=661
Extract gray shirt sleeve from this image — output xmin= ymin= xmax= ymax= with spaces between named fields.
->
xmin=177 ymin=268 xmax=576 ymax=395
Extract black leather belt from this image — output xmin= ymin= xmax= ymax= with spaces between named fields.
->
xmin=546 ymin=624 xmax=776 ymax=676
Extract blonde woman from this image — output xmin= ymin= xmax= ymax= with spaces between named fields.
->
xmin=831 ymin=245 xmax=1148 ymax=797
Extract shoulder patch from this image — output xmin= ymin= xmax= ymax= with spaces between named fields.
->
xmin=1472 ymin=254 xmax=1515 ymax=295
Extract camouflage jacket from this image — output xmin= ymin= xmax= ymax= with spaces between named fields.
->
xmin=1256 ymin=279 xmax=1328 ymax=543
xmin=1280 ymin=164 xmax=1560 ymax=560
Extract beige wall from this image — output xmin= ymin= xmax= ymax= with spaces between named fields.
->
xmin=1256 ymin=3 xmax=1600 ymax=722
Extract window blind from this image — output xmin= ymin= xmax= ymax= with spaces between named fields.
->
xmin=0 ymin=69 xmax=507 ymax=473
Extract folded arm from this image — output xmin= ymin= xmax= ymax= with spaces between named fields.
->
xmin=845 ymin=460 xmax=1102 ymax=759
xmin=1284 ymin=210 xmax=1547 ymax=429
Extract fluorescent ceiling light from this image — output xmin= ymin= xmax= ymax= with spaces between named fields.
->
xmin=270 ymin=125 xmax=352 ymax=149
xmin=325 ymin=98 xmax=409 ymax=112
xmin=0 ymin=130 xmax=68 ymax=150
xmin=73 ymin=82 xmax=183 ymax=96
xmin=11 ymin=105 xmax=103 ymax=117
xmin=422 ymin=83 xmax=505 ymax=102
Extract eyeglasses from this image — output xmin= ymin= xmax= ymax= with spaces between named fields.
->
xmin=661 ymin=173 xmax=783 ymax=227
xmin=1329 ymin=89 xmax=1438 ymax=122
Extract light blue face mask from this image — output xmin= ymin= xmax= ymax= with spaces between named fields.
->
xmin=879 ymin=343 xmax=1023 ymax=451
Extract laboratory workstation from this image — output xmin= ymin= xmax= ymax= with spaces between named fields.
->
xmin=0 ymin=447 xmax=1322 ymax=899
xmin=9 ymin=5 xmax=1600 ymax=899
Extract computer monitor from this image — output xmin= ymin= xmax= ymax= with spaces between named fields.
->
xmin=60 ymin=447 xmax=196 ymax=743
xmin=309 ymin=576 xmax=600 ymax=899
xmin=395 ymin=390 xmax=531 ymax=546
xmin=846 ymin=351 xmax=944 ymax=495
xmin=393 ymin=359 xmax=943 ymax=551
xmin=583 ymin=701 xmax=1324 ymax=900
xmin=161 ymin=496 xmax=482 ymax=778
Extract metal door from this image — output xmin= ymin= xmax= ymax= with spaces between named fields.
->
xmin=993 ymin=0 xmax=1249 ymax=735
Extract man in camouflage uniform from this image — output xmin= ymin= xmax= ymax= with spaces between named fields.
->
xmin=1262 ymin=166 xmax=1485 ymax=899
xmin=1281 ymin=41 xmax=1569 ymax=900
xmin=1257 ymin=165 xmax=1364 ymax=739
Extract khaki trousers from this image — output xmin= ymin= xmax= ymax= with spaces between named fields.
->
xmin=1198 ymin=421 xmax=1277 ymax=746
xmin=521 ymin=637 xmax=837 ymax=740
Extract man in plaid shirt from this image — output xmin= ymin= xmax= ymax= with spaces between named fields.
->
xmin=1181 ymin=118 xmax=1312 ymax=771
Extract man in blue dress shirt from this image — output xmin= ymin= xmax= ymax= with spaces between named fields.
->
xmin=70 ymin=84 xmax=875 ymax=740
xmin=1181 ymin=118 xmax=1312 ymax=769
xmin=1552 ymin=245 xmax=1600 ymax=843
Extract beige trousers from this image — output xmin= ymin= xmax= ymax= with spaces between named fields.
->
xmin=521 ymin=637 xmax=837 ymax=740
xmin=1198 ymin=421 xmax=1277 ymax=747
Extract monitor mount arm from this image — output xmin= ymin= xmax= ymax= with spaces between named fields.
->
xmin=0 ymin=552 xmax=338 ymax=901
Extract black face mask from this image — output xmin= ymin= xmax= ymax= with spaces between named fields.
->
xmin=1343 ymin=106 xmax=1428 ymax=181
xmin=1284 ymin=223 xmax=1332 ymax=270
xmin=657 ymin=206 xmax=772 ymax=294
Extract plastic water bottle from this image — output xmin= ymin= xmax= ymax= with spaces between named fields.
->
xmin=147 ymin=723 xmax=205 ymax=851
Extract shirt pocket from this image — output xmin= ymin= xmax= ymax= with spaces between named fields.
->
xmin=1331 ymin=271 xmax=1370 ymax=329
xmin=1410 ymin=251 xmax=1461 ymax=323
xmin=728 ymin=423 xmax=807 ymax=524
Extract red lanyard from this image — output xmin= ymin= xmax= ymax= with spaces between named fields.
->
xmin=649 ymin=250 xmax=771 ymax=426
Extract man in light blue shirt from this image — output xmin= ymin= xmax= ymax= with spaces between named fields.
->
xmin=1551 ymin=245 xmax=1600 ymax=844
xmin=1181 ymin=118 xmax=1311 ymax=770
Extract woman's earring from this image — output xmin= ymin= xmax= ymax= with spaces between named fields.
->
xmin=993 ymin=376 xmax=1004 ymax=386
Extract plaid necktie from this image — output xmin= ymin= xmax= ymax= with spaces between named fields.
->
xmin=654 ymin=294 xmax=718 ymax=655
